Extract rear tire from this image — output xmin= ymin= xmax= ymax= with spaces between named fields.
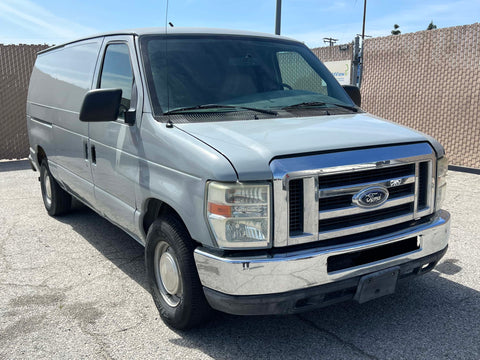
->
xmin=145 ymin=214 xmax=213 ymax=330
xmin=40 ymin=159 xmax=71 ymax=216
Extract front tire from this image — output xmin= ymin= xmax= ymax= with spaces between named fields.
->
xmin=145 ymin=215 xmax=212 ymax=330
xmin=40 ymin=159 xmax=71 ymax=216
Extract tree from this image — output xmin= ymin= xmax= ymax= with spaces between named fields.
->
xmin=427 ymin=21 xmax=437 ymax=30
xmin=391 ymin=24 xmax=401 ymax=35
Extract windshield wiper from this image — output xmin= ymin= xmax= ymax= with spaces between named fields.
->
xmin=282 ymin=101 xmax=358 ymax=113
xmin=164 ymin=104 xmax=277 ymax=115
xmin=326 ymin=102 xmax=359 ymax=112
xmin=282 ymin=101 xmax=327 ymax=110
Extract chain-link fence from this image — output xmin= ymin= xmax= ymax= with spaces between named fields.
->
xmin=311 ymin=43 xmax=354 ymax=62
xmin=1 ymin=24 xmax=479 ymax=168
xmin=361 ymin=23 xmax=479 ymax=169
xmin=314 ymin=23 xmax=479 ymax=169
xmin=0 ymin=44 xmax=48 ymax=159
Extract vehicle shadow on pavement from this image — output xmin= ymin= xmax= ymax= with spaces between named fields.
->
xmin=56 ymin=203 xmax=148 ymax=290
xmin=172 ymin=272 xmax=480 ymax=359
xmin=56 ymin=206 xmax=479 ymax=359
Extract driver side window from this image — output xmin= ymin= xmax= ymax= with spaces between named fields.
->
xmin=99 ymin=43 xmax=134 ymax=119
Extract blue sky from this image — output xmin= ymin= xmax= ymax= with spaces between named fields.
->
xmin=0 ymin=0 xmax=478 ymax=47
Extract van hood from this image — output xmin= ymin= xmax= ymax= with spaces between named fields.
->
xmin=176 ymin=113 xmax=430 ymax=180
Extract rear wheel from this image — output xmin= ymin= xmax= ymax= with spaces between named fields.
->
xmin=40 ymin=159 xmax=71 ymax=216
xmin=145 ymin=214 xmax=212 ymax=330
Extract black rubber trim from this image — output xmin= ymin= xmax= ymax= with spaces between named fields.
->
xmin=327 ymin=236 xmax=419 ymax=272
xmin=203 ymin=246 xmax=447 ymax=316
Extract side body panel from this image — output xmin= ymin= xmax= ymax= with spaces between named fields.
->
xmin=135 ymin=113 xmax=238 ymax=246
xmin=27 ymin=38 xmax=104 ymax=207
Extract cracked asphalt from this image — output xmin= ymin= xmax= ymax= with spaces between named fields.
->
xmin=1 ymin=161 xmax=479 ymax=360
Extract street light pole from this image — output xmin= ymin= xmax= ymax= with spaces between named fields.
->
xmin=275 ymin=0 xmax=282 ymax=35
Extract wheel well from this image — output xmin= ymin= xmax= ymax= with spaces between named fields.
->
xmin=143 ymin=199 xmax=188 ymax=238
xmin=37 ymin=146 xmax=47 ymax=166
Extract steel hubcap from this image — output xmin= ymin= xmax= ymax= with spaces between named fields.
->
xmin=154 ymin=242 xmax=182 ymax=307
xmin=43 ymin=171 xmax=52 ymax=207
xmin=159 ymin=251 xmax=180 ymax=295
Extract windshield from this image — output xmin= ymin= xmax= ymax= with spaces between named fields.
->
xmin=140 ymin=34 xmax=355 ymax=117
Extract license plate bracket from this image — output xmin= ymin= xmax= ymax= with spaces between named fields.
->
xmin=354 ymin=267 xmax=400 ymax=304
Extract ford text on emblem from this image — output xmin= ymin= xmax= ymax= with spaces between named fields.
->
xmin=352 ymin=186 xmax=389 ymax=208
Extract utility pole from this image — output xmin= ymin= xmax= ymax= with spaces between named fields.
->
xmin=353 ymin=35 xmax=360 ymax=86
xmin=361 ymin=0 xmax=367 ymax=41
xmin=275 ymin=0 xmax=282 ymax=35
xmin=323 ymin=37 xmax=338 ymax=47
xmin=359 ymin=0 xmax=367 ymax=88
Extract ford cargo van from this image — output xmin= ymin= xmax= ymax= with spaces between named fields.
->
xmin=27 ymin=28 xmax=450 ymax=329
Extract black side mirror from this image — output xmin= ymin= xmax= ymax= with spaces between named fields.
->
xmin=79 ymin=88 xmax=122 ymax=122
xmin=342 ymin=85 xmax=361 ymax=107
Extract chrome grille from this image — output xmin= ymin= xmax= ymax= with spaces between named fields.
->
xmin=289 ymin=179 xmax=303 ymax=235
xmin=418 ymin=161 xmax=429 ymax=209
xmin=317 ymin=163 xmax=424 ymax=240
xmin=272 ymin=143 xmax=436 ymax=247
xmin=318 ymin=164 xmax=415 ymax=189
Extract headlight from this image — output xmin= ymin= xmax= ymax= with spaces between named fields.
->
xmin=207 ymin=182 xmax=271 ymax=249
xmin=435 ymin=156 xmax=448 ymax=211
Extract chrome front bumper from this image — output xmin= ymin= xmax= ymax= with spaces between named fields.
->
xmin=194 ymin=210 xmax=450 ymax=297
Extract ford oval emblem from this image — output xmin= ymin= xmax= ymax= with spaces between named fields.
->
xmin=352 ymin=186 xmax=389 ymax=208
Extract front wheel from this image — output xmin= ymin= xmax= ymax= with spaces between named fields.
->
xmin=40 ymin=159 xmax=71 ymax=216
xmin=145 ymin=215 xmax=212 ymax=330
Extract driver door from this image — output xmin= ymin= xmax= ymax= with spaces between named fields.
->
xmin=88 ymin=35 xmax=142 ymax=235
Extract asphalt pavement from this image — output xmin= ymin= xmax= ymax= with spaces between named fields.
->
xmin=0 ymin=162 xmax=479 ymax=359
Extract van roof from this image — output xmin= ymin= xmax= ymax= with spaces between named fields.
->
xmin=39 ymin=27 xmax=300 ymax=54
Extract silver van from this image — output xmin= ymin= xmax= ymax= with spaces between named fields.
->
xmin=27 ymin=28 xmax=450 ymax=329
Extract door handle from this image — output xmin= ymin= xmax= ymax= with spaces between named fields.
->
xmin=91 ymin=145 xmax=96 ymax=164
